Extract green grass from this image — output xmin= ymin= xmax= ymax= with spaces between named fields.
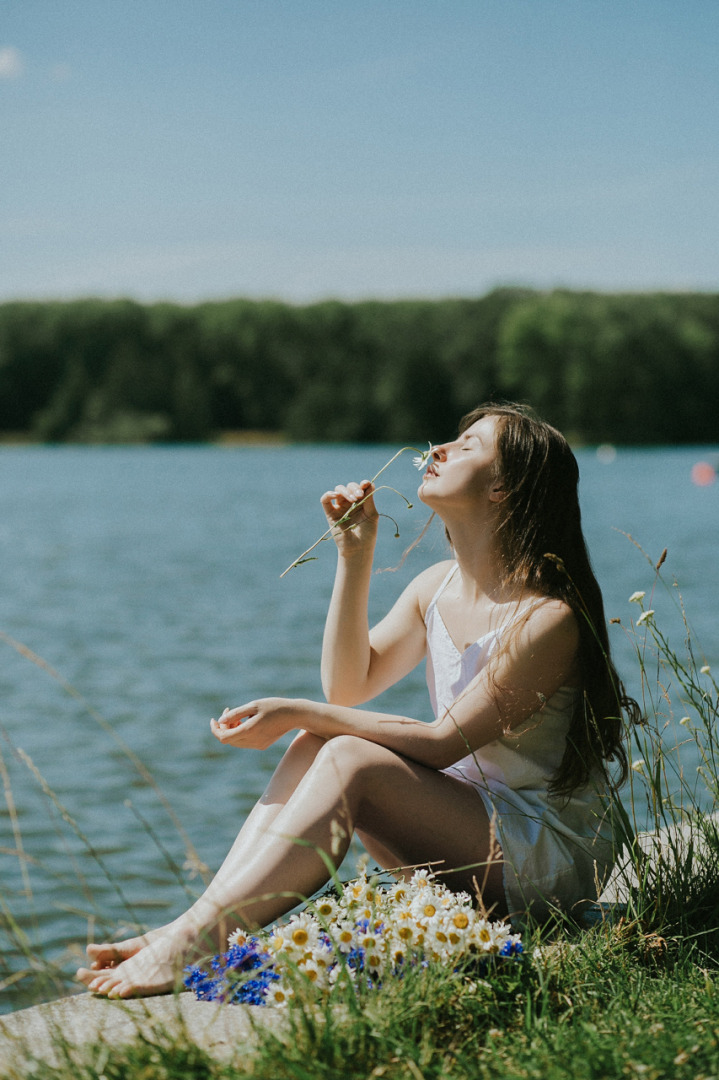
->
xmin=6 ymin=922 xmax=719 ymax=1080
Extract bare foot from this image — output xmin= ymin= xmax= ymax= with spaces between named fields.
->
xmin=85 ymin=924 xmax=173 ymax=970
xmin=77 ymin=931 xmax=195 ymax=998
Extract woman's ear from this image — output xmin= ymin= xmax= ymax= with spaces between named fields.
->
xmin=489 ymin=481 xmax=506 ymax=503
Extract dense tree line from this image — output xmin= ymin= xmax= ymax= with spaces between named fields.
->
xmin=0 ymin=289 xmax=717 ymax=444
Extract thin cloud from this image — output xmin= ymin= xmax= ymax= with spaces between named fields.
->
xmin=0 ymin=46 xmax=23 ymax=79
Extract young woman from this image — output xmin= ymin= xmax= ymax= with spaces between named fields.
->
xmin=77 ymin=403 xmax=635 ymax=998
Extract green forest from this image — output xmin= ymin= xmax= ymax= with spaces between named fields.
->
xmin=1 ymin=288 xmax=717 ymax=444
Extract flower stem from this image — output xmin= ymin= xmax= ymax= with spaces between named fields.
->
xmin=279 ymin=446 xmax=424 ymax=577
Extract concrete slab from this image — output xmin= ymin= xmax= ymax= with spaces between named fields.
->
xmin=0 ymin=991 xmax=287 ymax=1073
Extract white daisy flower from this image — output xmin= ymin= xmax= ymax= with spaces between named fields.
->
xmin=331 ymin=920 xmax=359 ymax=954
xmin=389 ymin=942 xmax=407 ymax=967
xmin=364 ymin=947 xmax=385 ymax=974
xmin=264 ymin=981 xmax=294 ymax=1007
xmin=411 ymin=897 xmax=439 ymax=920
xmin=312 ymin=896 xmax=339 ymax=923
xmin=271 ymin=911 xmax=321 ymax=958
xmin=629 ymin=591 xmax=646 ymax=604
xmin=298 ymin=957 xmax=328 ymax=986
xmin=227 ymin=928 xmax=249 ymax=948
xmin=408 ymin=868 xmax=435 ymax=891
xmin=329 ymin=963 xmax=356 ymax=985
xmin=412 ymin=442 xmax=434 ymax=470
xmin=469 ymin=919 xmax=501 ymax=952
xmin=636 ymin=609 xmax=655 ymax=626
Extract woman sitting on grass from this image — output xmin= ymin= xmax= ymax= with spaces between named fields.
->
xmin=77 ymin=402 xmax=636 ymax=998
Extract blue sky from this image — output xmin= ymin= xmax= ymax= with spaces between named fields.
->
xmin=2 ymin=0 xmax=718 ymax=302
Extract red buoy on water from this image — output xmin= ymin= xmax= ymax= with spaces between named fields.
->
xmin=691 ymin=462 xmax=716 ymax=487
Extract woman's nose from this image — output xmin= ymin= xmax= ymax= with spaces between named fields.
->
xmin=431 ymin=443 xmax=448 ymax=461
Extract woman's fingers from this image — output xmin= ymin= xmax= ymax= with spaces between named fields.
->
xmin=210 ymin=705 xmax=278 ymax=751
xmin=211 ymin=703 xmax=259 ymax=734
xmin=321 ymin=480 xmax=375 ymax=519
xmin=320 ymin=486 xmax=352 ymax=514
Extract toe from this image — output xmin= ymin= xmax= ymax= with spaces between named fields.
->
xmin=91 ymin=973 xmax=122 ymax=996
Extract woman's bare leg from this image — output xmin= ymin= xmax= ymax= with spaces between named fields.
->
xmin=355 ymin=830 xmax=402 ymax=874
xmin=84 ymin=731 xmax=327 ymax=969
xmin=77 ymin=734 xmax=503 ymax=998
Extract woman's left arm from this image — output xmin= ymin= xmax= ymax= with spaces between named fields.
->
xmin=212 ymin=601 xmax=580 ymax=769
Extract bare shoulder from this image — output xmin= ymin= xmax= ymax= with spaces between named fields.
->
xmin=523 ymin=596 xmax=579 ymax=638
xmin=527 ymin=595 xmax=576 ymax=625
xmin=410 ymin=560 xmax=456 ymax=619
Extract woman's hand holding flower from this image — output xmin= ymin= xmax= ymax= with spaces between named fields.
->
xmin=320 ymin=480 xmax=378 ymax=559
xmin=211 ymin=698 xmax=307 ymax=750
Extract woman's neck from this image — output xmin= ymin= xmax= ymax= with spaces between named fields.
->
xmin=444 ymin=514 xmax=511 ymax=605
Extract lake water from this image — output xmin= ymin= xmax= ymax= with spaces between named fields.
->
xmin=1 ymin=443 xmax=717 ymax=1010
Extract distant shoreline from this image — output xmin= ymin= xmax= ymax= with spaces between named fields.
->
xmin=0 ymin=429 xmax=289 ymax=448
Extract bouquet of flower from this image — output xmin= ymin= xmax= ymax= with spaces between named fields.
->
xmin=184 ymin=868 xmax=523 ymax=1007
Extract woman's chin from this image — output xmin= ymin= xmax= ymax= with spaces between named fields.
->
xmin=418 ymin=479 xmax=439 ymax=505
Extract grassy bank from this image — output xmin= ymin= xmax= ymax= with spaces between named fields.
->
xmin=6 ymin=923 xmax=719 ymax=1080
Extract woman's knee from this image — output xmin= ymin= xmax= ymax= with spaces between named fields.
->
xmin=262 ymin=730 xmax=325 ymax=800
xmin=311 ymin=736 xmax=411 ymax=808
xmin=289 ymin=729 xmax=326 ymax=757
xmin=313 ymin=734 xmax=387 ymax=782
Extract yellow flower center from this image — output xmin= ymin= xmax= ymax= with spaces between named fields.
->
xmin=292 ymin=928 xmax=309 ymax=946
xmin=453 ymin=912 xmax=469 ymax=929
xmin=423 ymin=904 xmax=436 ymax=917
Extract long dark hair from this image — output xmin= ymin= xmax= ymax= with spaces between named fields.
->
xmin=458 ymin=402 xmax=640 ymax=797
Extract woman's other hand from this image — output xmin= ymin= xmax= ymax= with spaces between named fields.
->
xmin=320 ymin=480 xmax=378 ymax=558
xmin=210 ymin=698 xmax=306 ymax=750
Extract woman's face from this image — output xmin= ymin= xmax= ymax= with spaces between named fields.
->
xmin=418 ymin=414 xmax=504 ymax=510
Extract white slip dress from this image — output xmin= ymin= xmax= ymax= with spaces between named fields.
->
xmin=426 ymin=564 xmax=615 ymax=919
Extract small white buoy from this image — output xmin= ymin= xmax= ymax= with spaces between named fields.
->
xmin=596 ymin=444 xmax=617 ymax=465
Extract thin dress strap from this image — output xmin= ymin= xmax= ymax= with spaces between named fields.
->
xmin=426 ymin=562 xmax=459 ymax=614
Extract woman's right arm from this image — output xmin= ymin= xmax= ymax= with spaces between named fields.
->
xmin=319 ymin=480 xmax=432 ymax=706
